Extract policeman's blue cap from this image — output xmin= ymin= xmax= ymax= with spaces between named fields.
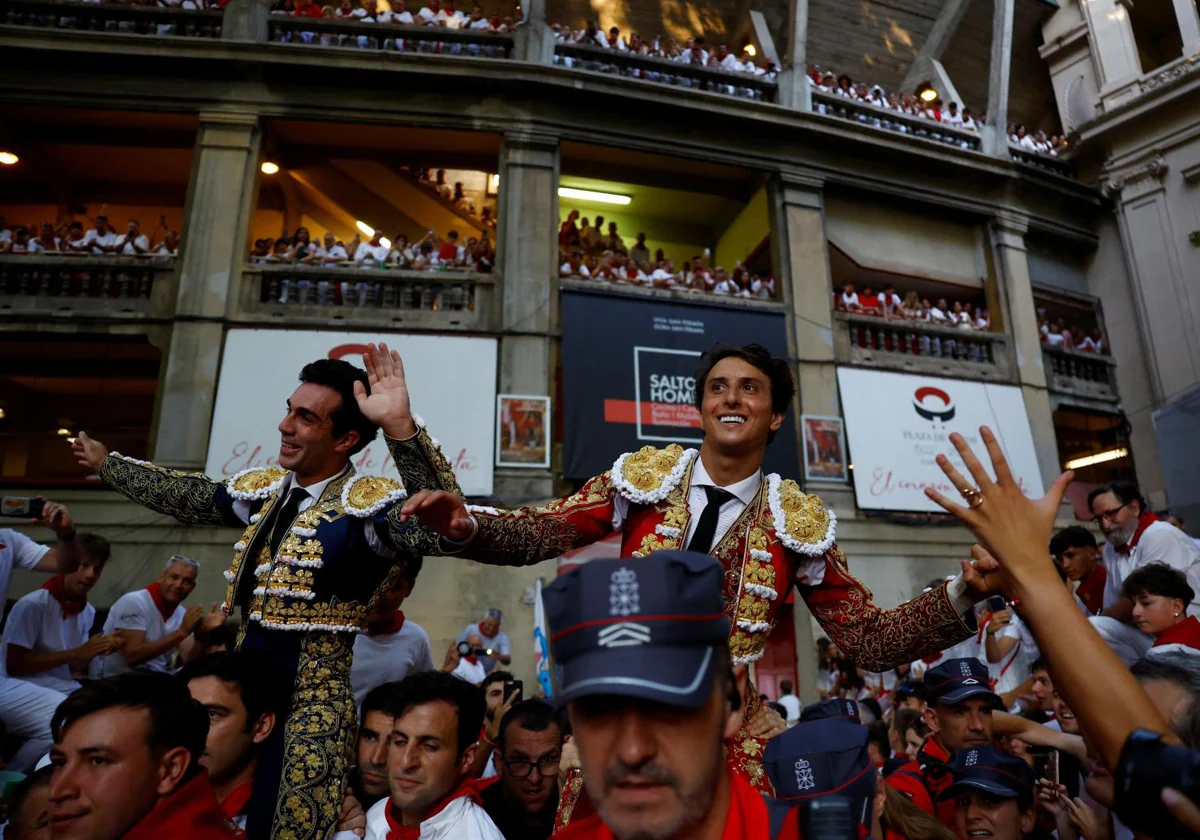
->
xmin=543 ymin=551 xmax=730 ymax=710
xmin=800 ymin=698 xmax=862 ymax=723
xmin=924 ymin=658 xmax=1002 ymax=708
xmin=764 ymin=718 xmax=876 ymax=828
xmin=937 ymin=746 xmax=1035 ymax=801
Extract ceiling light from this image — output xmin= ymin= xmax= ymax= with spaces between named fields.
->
xmin=356 ymin=221 xmax=375 ymax=237
xmin=744 ymin=44 xmax=756 ymax=56
xmin=260 ymin=161 xmax=280 ymax=175
xmin=0 ymin=151 xmax=18 ymax=166
xmin=1065 ymin=448 xmax=1128 ymax=470
xmin=67 ymin=437 xmax=77 ymax=445
xmin=0 ymin=408 xmax=7 ymax=419
xmin=916 ymin=81 xmax=938 ymax=103
xmin=380 ymin=237 xmax=391 ymax=249
xmin=57 ymin=427 xmax=71 ymax=436
xmin=558 ymin=187 xmax=632 ymax=206
xmin=490 ymin=174 xmax=500 ymax=190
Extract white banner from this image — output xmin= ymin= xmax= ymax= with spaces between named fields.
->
xmin=206 ymin=330 xmax=497 ymax=496
xmin=836 ymin=368 xmax=1045 ymax=512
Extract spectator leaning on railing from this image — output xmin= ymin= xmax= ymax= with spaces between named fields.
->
xmin=0 ymin=215 xmax=181 ymax=258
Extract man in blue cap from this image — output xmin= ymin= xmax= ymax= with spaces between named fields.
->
xmin=545 ymin=551 xmax=801 ymax=840
xmin=764 ymin=717 xmax=878 ymax=838
xmin=887 ymin=657 xmax=1001 ymax=827
xmin=800 ymin=698 xmax=861 ymax=724
xmin=938 ymin=746 xmax=1036 ymax=840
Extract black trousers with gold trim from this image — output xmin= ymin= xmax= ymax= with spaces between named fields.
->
xmin=240 ymin=627 xmax=357 ymax=840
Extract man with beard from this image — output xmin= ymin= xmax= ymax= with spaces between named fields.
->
xmin=888 ymin=658 xmax=1001 ymax=827
xmin=1087 ymin=482 xmax=1200 ymax=664
xmin=480 ymin=699 xmax=562 ymax=839
xmin=72 ymin=356 xmax=438 ymax=840
xmin=548 ymin=552 xmax=801 ymax=840
xmin=182 ymin=652 xmax=282 ymax=831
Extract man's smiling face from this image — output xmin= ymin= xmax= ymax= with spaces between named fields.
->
xmin=697 ymin=356 xmax=783 ymax=454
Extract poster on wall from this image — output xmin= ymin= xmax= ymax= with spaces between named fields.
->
xmin=801 ymin=416 xmax=848 ymax=482
xmin=561 ymin=289 xmax=798 ymax=479
xmin=206 ymin=330 xmax=497 ymax=496
xmin=836 ymin=367 xmax=1044 ymax=512
xmin=496 ymin=395 xmax=551 ymax=469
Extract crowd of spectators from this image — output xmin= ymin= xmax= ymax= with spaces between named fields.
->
xmin=405 ymin=167 xmax=497 ymax=229
xmin=0 ymin=214 xmax=180 ymax=257
xmin=249 ymin=225 xmax=494 ymax=272
xmin=1038 ymin=309 xmax=1107 ymax=354
xmin=1009 ymin=123 xmax=1068 ymax=156
xmin=552 ymin=22 xmax=777 ymax=79
xmin=273 ymin=0 xmax=519 ymax=30
xmin=557 ymin=210 xmax=776 ymax=300
xmin=835 ymin=281 xmax=992 ymax=330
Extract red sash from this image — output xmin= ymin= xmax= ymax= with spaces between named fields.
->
xmin=1153 ymin=616 xmax=1200 ymax=650
xmin=145 ymin=583 xmax=175 ymax=622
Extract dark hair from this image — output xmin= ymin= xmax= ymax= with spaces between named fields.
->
xmin=6 ymin=765 xmax=53 ymax=837
xmin=178 ymin=651 xmax=283 ymax=731
xmin=383 ymin=671 xmax=485 ymax=757
xmin=482 ymin=670 xmax=513 ymax=692
xmin=51 ymin=673 xmax=209 ymax=782
xmin=1122 ymin=562 xmax=1196 ymax=604
xmin=361 ymin=681 xmax=401 ymax=721
xmin=1049 ymin=526 xmax=1096 ymax=558
xmin=893 ymin=685 xmax=923 ymax=706
xmin=860 ymin=697 xmax=884 ymax=723
xmin=1087 ymin=481 xmax=1145 ymax=517
xmin=497 ymin=699 xmax=560 ymax=752
xmin=779 ymin=680 xmax=794 ymax=695
xmin=79 ymin=533 xmax=111 ymax=565
xmin=892 ymin=707 xmax=922 ymax=737
xmin=692 ymin=343 xmax=795 ymax=445
xmin=298 ymin=359 xmax=379 ymax=456
xmin=1030 ymin=657 xmax=1048 ymax=674
xmin=866 ymin=720 xmax=890 ymax=755
xmin=204 ymin=621 xmax=237 ymax=651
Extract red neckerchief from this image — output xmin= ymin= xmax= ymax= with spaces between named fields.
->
xmin=42 ymin=574 xmax=87 ymax=618
xmin=219 ymin=780 xmax=254 ymax=822
xmin=1076 ymin=565 xmax=1107 ymax=615
xmin=384 ymin=778 xmax=482 ymax=840
xmin=367 ymin=610 xmax=405 ymax=637
xmin=464 ymin=655 xmax=479 ymax=665
xmin=1153 ymin=616 xmax=1200 ymax=649
xmin=1115 ymin=512 xmax=1160 ymax=555
xmin=123 ymin=772 xmax=244 ymax=840
xmin=145 ymin=583 xmax=175 ymax=622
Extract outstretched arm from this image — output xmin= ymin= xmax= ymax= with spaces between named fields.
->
xmin=73 ymin=432 xmax=240 ymax=527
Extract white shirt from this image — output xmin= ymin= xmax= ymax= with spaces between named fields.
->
xmin=1045 ymin=331 xmax=1065 ymax=346
xmin=83 ymin=229 xmax=121 ymax=253
xmin=840 ymin=292 xmax=859 ymax=308
xmin=2 ymin=589 xmax=94 ymax=693
xmin=466 ymin=15 xmax=488 ymax=28
xmin=0 ymin=530 xmax=50 ymax=615
xmin=91 ymin=589 xmax=185 ymax=678
xmin=451 ymin=657 xmax=487 ymax=685
xmin=416 ymin=5 xmax=436 ymax=22
xmin=392 ymin=9 xmax=414 ymax=23
xmin=435 ymin=8 xmax=463 ymax=26
xmin=1101 ymin=521 xmax=1200 ymax=615
xmin=928 ymin=306 xmax=948 ymax=323
xmin=778 ymin=693 xmax=802 ymax=723
xmin=334 ymin=791 xmax=504 ymax=840
xmin=117 ymin=234 xmax=151 ymax=255
xmin=455 ymin=622 xmax=510 ymax=674
xmin=319 ymin=244 xmax=349 ymax=262
xmin=356 ymin=242 xmax=391 ymax=264
xmin=351 ymin=620 xmax=435 ymax=708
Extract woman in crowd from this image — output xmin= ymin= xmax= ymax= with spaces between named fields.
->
xmin=1122 ymin=563 xmax=1200 ymax=656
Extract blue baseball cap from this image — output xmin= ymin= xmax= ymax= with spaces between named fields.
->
xmin=937 ymin=746 xmax=1035 ymax=801
xmin=543 ymin=551 xmax=730 ymax=710
xmin=800 ymin=698 xmax=861 ymax=723
xmin=924 ymin=658 xmax=1002 ymax=708
xmin=764 ymin=717 xmax=876 ymax=829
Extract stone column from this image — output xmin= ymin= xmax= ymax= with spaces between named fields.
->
xmin=1080 ymin=0 xmax=1143 ymax=109
xmin=150 ymin=112 xmax=261 ymax=469
xmin=494 ymin=129 xmax=559 ymax=499
xmin=220 ymin=0 xmax=269 ymax=42
xmin=1172 ymin=0 xmax=1200 ymax=60
xmin=513 ymin=0 xmax=553 ymax=64
xmin=988 ymin=213 xmax=1062 ymax=488
xmin=983 ymin=0 xmax=1015 ymax=156
xmin=777 ymin=0 xmax=812 ymax=110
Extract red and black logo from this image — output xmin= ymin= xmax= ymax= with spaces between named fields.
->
xmin=912 ymin=386 xmax=955 ymax=422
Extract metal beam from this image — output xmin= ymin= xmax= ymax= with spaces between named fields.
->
xmin=985 ymin=0 xmax=1016 ymax=156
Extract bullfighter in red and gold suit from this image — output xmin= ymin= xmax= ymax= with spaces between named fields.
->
xmin=358 ymin=342 xmax=998 ymax=824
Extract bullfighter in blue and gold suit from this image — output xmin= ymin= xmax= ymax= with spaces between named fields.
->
xmin=73 ymin=356 xmax=454 ymax=840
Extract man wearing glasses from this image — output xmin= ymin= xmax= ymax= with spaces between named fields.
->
xmin=1087 ymin=481 xmax=1200 ymax=664
xmin=480 ymin=699 xmax=562 ymax=840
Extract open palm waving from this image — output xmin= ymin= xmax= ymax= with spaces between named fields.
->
xmin=354 ymin=343 xmax=418 ymax=440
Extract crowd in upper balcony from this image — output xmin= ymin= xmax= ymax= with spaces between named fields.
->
xmin=249 ymin=226 xmax=494 ymax=272
xmin=557 ymin=211 xmax=776 ymax=300
xmin=1038 ymin=309 xmax=1107 ymax=354
xmin=405 ymin=167 xmax=497 ymax=230
xmin=835 ymin=281 xmax=992 ymax=331
xmin=1008 ymin=123 xmax=1068 ymax=156
xmin=551 ymin=22 xmax=779 ymax=80
xmin=275 ymin=0 xmax=519 ymax=31
xmin=0 ymin=215 xmax=180 ymax=257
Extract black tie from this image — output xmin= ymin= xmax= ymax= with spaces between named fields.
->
xmin=268 ymin=487 xmax=308 ymax=560
xmin=686 ymin=486 xmax=734 ymax=553
xmin=235 ymin=487 xmax=307 ymax=610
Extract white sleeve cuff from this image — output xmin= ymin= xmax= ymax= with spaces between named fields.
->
xmin=946 ymin=574 xmax=977 ymax=615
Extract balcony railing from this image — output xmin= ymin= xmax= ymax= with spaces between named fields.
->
xmin=552 ymin=42 xmax=777 ymax=102
xmin=267 ymin=15 xmax=512 ymax=57
xmin=834 ymin=312 xmax=1012 ymax=380
xmin=1008 ymin=145 xmax=1074 ymax=178
xmin=239 ymin=264 xmax=495 ymax=329
xmin=1043 ymin=345 xmax=1117 ymax=402
xmin=0 ymin=255 xmax=175 ymax=318
xmin=1 ymin=0 xmax=221 ymax=37
xmin=812 ymin=92 xmax=982 ymax=152
xmin=559 ymin=276 xmax=783 ymax=309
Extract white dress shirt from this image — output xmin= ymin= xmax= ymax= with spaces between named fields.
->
xmin=1101 ymin=521 xmax=1200 ymax=615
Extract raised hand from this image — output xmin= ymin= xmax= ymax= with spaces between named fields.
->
xmin=200 ymin=602 xmax=226 ymax=633
xmin=73 ymin=431 xmax=110 ymax=474
xmin=399 ymin=490 xmax=476 ymax=541
xmin=31 ymin=497 xmax=75 ymax=539
xmin=76 ymin=633 xmax=120 ymax=661
xmin=924 ymin=427 xmax=1073 ymax=596
xmin=962 ymin=544 xmax=1008 ymax=601
xmin=181 ymin=605 xmax=205 ymax=635
xmin=746 ymin=701 xmax=787 ymax=740
xmin=353 ymin=342 xmax=417 ymax=440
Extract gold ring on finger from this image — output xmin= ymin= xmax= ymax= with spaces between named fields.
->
xmin=959 ymin=487 xmax=984 ymax=508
